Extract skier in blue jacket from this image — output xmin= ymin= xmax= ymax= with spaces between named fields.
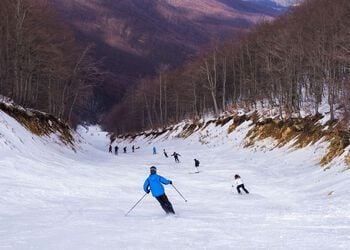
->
xmin=143 ymin=166 xmax=175 ymax=214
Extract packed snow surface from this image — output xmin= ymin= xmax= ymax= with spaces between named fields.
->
xmin=245 ymin=0 xmax=299 ymax=7
xmin=1 ymin=113 xmax=350 ymax=249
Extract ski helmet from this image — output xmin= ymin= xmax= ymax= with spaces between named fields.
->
xmin=150 ymin=166 xmax=157 ymax=174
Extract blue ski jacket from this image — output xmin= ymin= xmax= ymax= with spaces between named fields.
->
xmin=143 ymin=174 xmax=171 ymax=197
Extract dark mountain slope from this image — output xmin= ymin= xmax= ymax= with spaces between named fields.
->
xmin=52 ymin=0 xmax=283 ymax=113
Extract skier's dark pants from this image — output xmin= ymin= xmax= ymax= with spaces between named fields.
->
xmin=237 ymin=184 xmax=249 ymax=194
xmin=174 ymin=157 xmax=179 ymax=163
xmin=156 ymin=194 xmax=175 ymax=214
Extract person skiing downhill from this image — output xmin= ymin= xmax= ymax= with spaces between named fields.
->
xmin=109 ymin=145 xmax=112 ymax=153
xmin=233 ymin=174 xmax=249 ymax=194
xmin=123 ymin=147 xmax=127 ymax=153
xmin=171 ymin=152 xmax=181 ymax=163
xmin=153 ymin=146 xmax=157 ymax=155
xmin=194 ymin=159 xmax=200 ymax=172
xmin=143 ymin=166 xmax=175 ymax=214
xmin=163 ymin=149 xmax=168 ymax=158
xmin=132 ymin=145 xmax=135 ymax=152
xmin=114 ymin=145 xmax=119 ymax=155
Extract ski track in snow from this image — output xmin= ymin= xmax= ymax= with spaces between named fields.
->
xmin=0 ymin=117 xmax=350 ymax=249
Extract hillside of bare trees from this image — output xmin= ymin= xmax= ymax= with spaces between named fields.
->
xmin=0 ymin=0 xmax=287 ymax=126
xmin=0 ymin=0 xmax=101 ymax=125
xmin=52 ymin=0 xmax=282 ymax=115
xmin=104 ymin=0 xmax=350 ymax=133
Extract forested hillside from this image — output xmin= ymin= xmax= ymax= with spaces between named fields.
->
xmin=105 ymin=0 xmax=350 ymax=133
xmin=0 ymin=0 xmax=283 ymax=126
xmin=0 ymin=0 xmax=102 ymax=125
xmin=52 ymin=0 xmax=281 ymax=117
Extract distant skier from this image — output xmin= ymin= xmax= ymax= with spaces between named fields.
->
xmin=114 ymin=145 xmax=119 ymax=155
xmin=233 ymin=174 xmax=249 ymax=194
xmin=123 ymin=147 xmax=127 ymax=153
xmin=153 ymin=146 xmax=157 ymax=155
xmin=132 ymin=145 xmax=135 ymax=153
xmin=143 ymin=166 xmax=175 ymax=214
xmin=163 ymin=149 xmax=168 ymax=158
xmin=194 ymin=159 xmax=200 ymax=172
xmin=109 ymin=145 xmax=112 ymax=153
xmin=171 ymin=152 xmax=181 ymax=163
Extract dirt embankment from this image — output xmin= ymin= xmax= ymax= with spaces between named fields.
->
xmin=114 ymin=113 xmax=350 ymax=168
xmin=0 ymin=103 xmax=75 ymax=148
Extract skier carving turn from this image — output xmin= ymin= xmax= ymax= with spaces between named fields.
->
xmin=143 ymin=166 xmax=175 ymax=214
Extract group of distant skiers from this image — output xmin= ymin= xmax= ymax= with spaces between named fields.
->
xmin=109 ymin=145 xmax=137 ymax=155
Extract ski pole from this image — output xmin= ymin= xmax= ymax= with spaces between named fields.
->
xmin=171 ymin=184 xmax=187 ymax=202
xmin=125 ymin=193 xmax=148 ymax=216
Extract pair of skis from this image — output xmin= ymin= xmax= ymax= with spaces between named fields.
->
xmin=189 ymin=167 xmax=200 ymax=174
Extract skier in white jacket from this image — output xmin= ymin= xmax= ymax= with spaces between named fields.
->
xmin=233 ymin=174 xmax=249 ymax=194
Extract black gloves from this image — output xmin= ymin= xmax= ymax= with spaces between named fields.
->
xmin=146 ymin=190 xmax=150 ymax=194
xmin=169 ymin=181 xmax=173 ymax=184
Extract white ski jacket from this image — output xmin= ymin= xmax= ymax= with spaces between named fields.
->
xmin=234 ymin=178 xmax=243 ymax=186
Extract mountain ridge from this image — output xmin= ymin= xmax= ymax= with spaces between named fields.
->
xmin=52 ymin=0 xmax=283 ymax=112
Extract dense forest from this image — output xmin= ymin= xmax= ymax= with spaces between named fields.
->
xmin=0 ymin=0 xmax=101 ymax=125
xmin=104 ymin=0 xmax=350 ymax=133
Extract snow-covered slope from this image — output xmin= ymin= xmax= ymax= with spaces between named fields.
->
xmin=1 ymin=105 xmax=350 ymax=249
xmin=273 ymin=0 xmax=300 ymax=6
xmin=245 ymin=0 xmax=300 ymax=7
xmin=245 ymin=0 xmax=302 ymax=7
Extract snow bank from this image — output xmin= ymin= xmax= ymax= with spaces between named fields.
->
xmin=117 ymin=112 xmax=350 ymax=171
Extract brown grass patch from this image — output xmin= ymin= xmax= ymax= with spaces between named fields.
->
xmin=244 ymin=114 xmax=350 ymax=166
xmin=216 ymin=116 xmax=233 ymax=127
xmin=245 ymin=116 xmax=325 ymax=149
xmin=178 ymin=122 xmax=203 ymax=138
xmin=201 ymin=119 xmax=216 ymax=131
xmin=320 ymin=129 xmax=350 ymax=166
xmin=228 ymin=114 xmax=249 ymax=134
xmin=0 ymin=103 xmax=75 ymax=147
xmin=344 ymin=152 xmax=350 ymax=169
